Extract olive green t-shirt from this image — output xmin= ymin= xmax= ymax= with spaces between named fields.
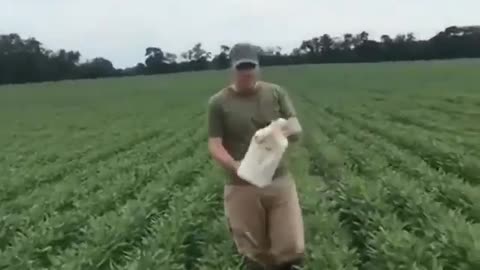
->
xmin=207 ymin=81 xmax=298 ymax=181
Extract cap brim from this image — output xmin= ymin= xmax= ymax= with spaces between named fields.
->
xmin=233 ymin=59 xmax=259 ymax=69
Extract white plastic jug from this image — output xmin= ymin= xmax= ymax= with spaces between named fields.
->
xmin=237 ymin=118 xmax=290 ymax=187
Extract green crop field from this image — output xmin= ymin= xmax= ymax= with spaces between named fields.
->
xmin=1 ymin=59 xmax=480 ymax=270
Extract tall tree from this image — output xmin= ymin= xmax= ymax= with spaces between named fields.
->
xmin=78 ymin=57 xmax=115 ymax=78
xmin=182 ymin=43 xmax=212 ymax=70
xmin=212 ymin=45 xmax=230 ymax=69
xmin=342 ymin=33 xmax=354 ymax=50
xmin=164 ymin=52 xmax=177 ymax=64
xmin=145 ymin=47 xmax=172 ymax=74
xmin=319 ymin=34 xmax=334 ymax=52
xmin=191 ymin=43 xmax=211 ymax=61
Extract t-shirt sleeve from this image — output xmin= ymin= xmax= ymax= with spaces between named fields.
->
xmin=276 ymin=86 xmax=297 ymax=118
xmin=207 ymin=96 xmax=224 ymax=138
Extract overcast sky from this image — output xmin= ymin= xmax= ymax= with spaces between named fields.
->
xmin=3 ymin=0 xmax=479 ymax=68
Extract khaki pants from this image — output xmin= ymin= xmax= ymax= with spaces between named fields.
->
xmin=223 ymin=174 xmax=305 ymax=268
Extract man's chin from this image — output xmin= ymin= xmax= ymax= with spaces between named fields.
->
xmin=237 ymin=84 xmax=258 ymax=93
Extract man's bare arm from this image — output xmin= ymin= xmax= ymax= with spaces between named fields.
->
xmin=208 ymin=137 xmax=239 ymax=173
xmin=276 ymin=86 xmax=302 ymax=143
xmin=207 ymin=95 xmax=239 ymax=172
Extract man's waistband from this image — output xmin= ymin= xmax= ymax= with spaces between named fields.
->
xmin=228 ymin=169 xmax=291 ymax=186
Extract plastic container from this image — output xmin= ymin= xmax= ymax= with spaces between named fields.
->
xmin=237 ymin=118 xmax=290 ymax=187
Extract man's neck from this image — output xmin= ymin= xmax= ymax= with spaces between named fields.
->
xmin=232 ymin=82 xmax=259 ymax=94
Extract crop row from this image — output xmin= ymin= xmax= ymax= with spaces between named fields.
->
xmin=311 ymin=104 xmax=480 ymax=223
xmin=334 ymin=171 xmax=480 ymax=270
xmin=51 ymin=156 xmax=212 ymax=270
xmin=354 ymin=107 xmax=480 ymax=155
xmin=322 ymin=106 xmax=480 ymax=185
xmin=117 ymin=162 xmax=223 ymax=270
xmin=382 ymin=110 xmax=479 ymax=139
xmin=1 ymin=118 xmax=202 ymax=214
xmin=314 ymin=108 xmax=480 ymax=223
xmin=364 ymin=93 xmax=480 ymax=124
xmin=296 ymin=126 xmax=360 ymax=270
xmin=0 ymin=108 xmax=202 ymax=203
xmin=0 ymin=125 xmax=205 ymax=253
xmin=0 ymin=135 xmax=208 ymax=269
xmin=301 ymin=106 xmax=480 ymax=269
xmin=1 ymin=105 xmax=183 ymax=172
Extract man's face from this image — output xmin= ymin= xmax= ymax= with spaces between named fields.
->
xmin=233 ymin=62 xmax=258 ymax=92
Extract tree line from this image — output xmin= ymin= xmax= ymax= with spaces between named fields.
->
xmin=1 ymin=25 xmax=479 ymax=85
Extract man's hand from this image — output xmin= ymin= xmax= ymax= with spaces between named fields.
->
xmin=279 ymin=125 xmax=292 ymax=137
xmin=230 ymin=160 xmax=241 ymax=173
xmin=229 ymin=160 xmax=249 ymax=183
xmin=208 ymin=137 xmax=242 ymax=175
xmin=282 ymin=117 xmax=302 ymax=142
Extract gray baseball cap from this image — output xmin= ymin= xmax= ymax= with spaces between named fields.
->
xmin=230 ymin=43 xmax=259 ymax=69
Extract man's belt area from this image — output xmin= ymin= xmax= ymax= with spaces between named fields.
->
xmin=229 ymin=166 xmax=288 ymax=186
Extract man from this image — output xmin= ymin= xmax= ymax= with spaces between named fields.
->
xmin=207 ymin=43 xmax=305 ymax=270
